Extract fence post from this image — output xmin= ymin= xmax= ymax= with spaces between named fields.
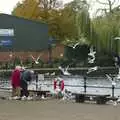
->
xmin=35 ymin=72 xmax=38 ymax=91
xmin=84 ymin=76 xmax=87 ymax=93
xmin=112 ymin=77 xmax=115 ymax=98
xmin=112 ymin=85 xmax=115 ymax=98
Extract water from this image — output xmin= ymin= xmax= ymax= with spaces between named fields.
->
xmin=29 ymin=75 xmax=120 ymax=97
xmin=1 ymin=75 xmax=120 ymax=97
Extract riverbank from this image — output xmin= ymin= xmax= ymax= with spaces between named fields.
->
xmin=0 ymin=99 xmax=120 ymax=120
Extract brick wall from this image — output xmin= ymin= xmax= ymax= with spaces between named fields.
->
xmin=0 ymin=44 xmax=65 ymax=62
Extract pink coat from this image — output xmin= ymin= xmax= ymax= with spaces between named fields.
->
xmin=60 ymin=80 xmax=64 ymax=91
xmin=11 ymin=69 xmax=21 ymax=88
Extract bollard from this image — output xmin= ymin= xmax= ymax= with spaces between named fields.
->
xmin=84 ymin=76 xmax=87 ymax=93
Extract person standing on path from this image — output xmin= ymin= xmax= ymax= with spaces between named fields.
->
xmin=11 ymin=66 xmax=22 ymax=99
xmin=20 ymin=68 xmax=34 ymax=99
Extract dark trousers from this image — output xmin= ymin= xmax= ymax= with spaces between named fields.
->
xmin=21 ymin=81 xmax=29 ymax=97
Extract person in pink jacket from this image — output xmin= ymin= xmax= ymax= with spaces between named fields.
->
xmin=11 ymin=66 xmax=21 ymax=99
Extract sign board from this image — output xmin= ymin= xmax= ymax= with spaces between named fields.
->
xmin=38 ymin=74 xmax=44 ymax=81
xmin=0 ymin=29 xmax=14 ymax=36
xmin=0 ymin=40 xmax=13 ymax=46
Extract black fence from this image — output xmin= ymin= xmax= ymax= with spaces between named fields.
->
xmin=0 ymin=68 xmax=120 ymax=98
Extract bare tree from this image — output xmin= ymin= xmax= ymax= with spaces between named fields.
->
xmin=38 ymin=0 xmax=63 ymax=9
xmin=96 ymin=0 xmax=120 ymax=15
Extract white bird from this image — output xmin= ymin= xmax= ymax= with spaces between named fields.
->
xmin=72 ymin=42 xmax=80 ymax=49
xmin=45 ymin=72 xmax=50 ymax=76
xmin=88 ymin=46 xmax=96 ymax=56
xmin=88 ymin=57 xmax=95 ymax=64
xmin=117 ymin=96 xmax=120 ymax=103
xmin=88 ymin=46 xmax=96 ymax=64
xmin=88 ymin=52 xmax=96 ymax=58
xmin=69 ymin=42 xmax=80 ymax=49
xmin=106 ymin=74 xmax=116 ymax=86
xmin=87 ymin=66 xmax=98 ymax=74
xmin=9 ymin=53 xmax=13 ymax=58
xmin=58 ymin=66 xmax=71 ymax=76
xmin=113 ymin=101 xmax=117 ymax=106
xmin=106 ymin=74 xmax=113 ymax=82
xmin=51 ymin=72 xmax=55 ymax=76
xmin=30 ymin=54 xmax=42 ymax=64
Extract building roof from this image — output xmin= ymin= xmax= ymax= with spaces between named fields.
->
xmin=0 ymin=13 xmax=47 ymax=26
xmin=0 ymin=13 xmax=48 ymax=51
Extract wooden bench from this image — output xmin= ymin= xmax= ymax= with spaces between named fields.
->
xmin=73 ymin=93 xmax=111 ymax=104
xmin=28 ymin=90 xmax=50 ymax=97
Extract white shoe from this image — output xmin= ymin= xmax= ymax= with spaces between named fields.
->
xmin=27 ymin=96 xmax=33 ymax=100
xmin=41 ymin=95 xmax=45 ymax=99
xmin=113 ymin=101 xmax=117 ymax=106
xmin=8 ymin=97 xmax=13 ymax=100
xmin=13 ymin=96 xmax=20 ymax=100
xmin=21 ymin=96 xmax=27 ymax=100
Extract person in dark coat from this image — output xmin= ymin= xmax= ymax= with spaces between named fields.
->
xmin=20 ymin=69 xmax=34 ymax=98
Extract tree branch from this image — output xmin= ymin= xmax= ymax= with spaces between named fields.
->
xmin=96 ymin=0 xmax=108 ymax=5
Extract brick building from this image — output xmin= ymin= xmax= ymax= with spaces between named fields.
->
xmin=0 ymin=14 xmax=64 ymax=63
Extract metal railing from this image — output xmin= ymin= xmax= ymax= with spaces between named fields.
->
xmin=0 ymin=73 xmax=120 ymax=98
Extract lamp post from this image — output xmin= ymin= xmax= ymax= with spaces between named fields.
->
xmin=48 ymin=37 xmax=52 ymax=64
xmin=48 ymin=37 xmax=55 ymax=64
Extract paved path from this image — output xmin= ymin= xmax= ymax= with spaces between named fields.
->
xmin=0 ymin=99 xmax=120 ymax=120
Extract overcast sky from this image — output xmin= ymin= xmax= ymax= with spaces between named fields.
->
xmin=0 ymin=0 xmax=119 ymax=17
xmin=0 ymin=0 xmax=73 ymax=14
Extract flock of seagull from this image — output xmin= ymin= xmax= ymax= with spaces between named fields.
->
xmin=29 ymin=44 xmax=120 ymax=80
xmin=58 ymin=45 xmax=98 ymax=76
xmin=28 ymin=43 xmax=120 ymax=105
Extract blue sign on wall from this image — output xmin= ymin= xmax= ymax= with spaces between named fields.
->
xmin=0 ymin=40 xmax=13 ymax=47
xmin=48 ymin=37 xmax=56 ymax=45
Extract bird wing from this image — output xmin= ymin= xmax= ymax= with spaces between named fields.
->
xmin=30 ymin=55 xmax=36 ymax=61
xmin=73 ymin=42 xmax=80 ymax=48
xmin=106 ymin=74 xmax=112 ymax=81
xmin=90 ymin=46 xmax=94 ymax=53
xmin=36 ymin=53 xmax=43 ymax=61
xmin=66 ymin=65 xmax=70 ymax=71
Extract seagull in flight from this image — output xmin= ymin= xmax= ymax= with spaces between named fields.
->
xmin=69 ymin=42 xmax=80 ymax=49
xmin=87 ymin=66 xmax=98 ymax=74
xmin=88 ymin=46 xmax=96 ymax=57
xmin=106 ymin=74 xmax=116 ymax=86
xmin=58 ymin=66 xmax=71 ymax=76
xmin=72 ymin=42 xmax=80 ymax=49
xmin=106 ymin=74 xmax=113 ymax=82
xmin=88 ymin=46 xmax=96 ymax=64
xmin=88 ymin=57 xmax=95 ymax=64
xmin=30 ymin=54 xmax=42 ymax=64
xmin=51 ymin=72 xmax=55 ymax=76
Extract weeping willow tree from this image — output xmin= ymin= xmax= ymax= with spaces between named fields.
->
xmin=92 ymin=11 xmax=120 ymax=54
xmin=61 ymin=0 xmax=91 ymax=64
xmin=92 ymin=0 xmax=120 ymax=53
xmin=62 ymin=0 xmax=91 ymax=46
